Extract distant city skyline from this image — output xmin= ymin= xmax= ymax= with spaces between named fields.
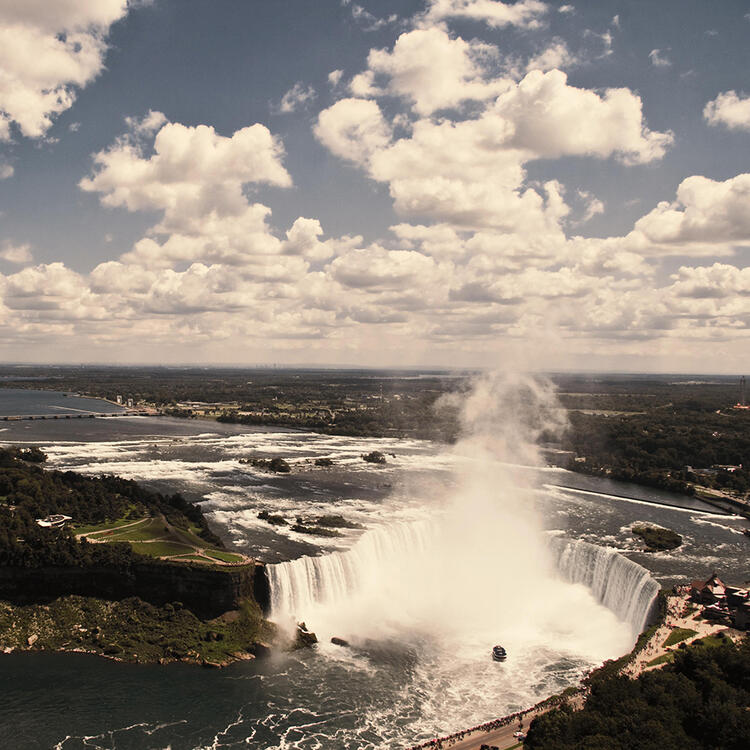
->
xmin=1 ymin=0 xmax=749 ymax=372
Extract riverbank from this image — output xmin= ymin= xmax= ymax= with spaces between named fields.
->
xmin=0 ymin=594 xmax=273 ymax=668
xmin=418 ymin=587 xmax=743 ymax=750
xmin=0 ymin=448 xmax=274 ymax=668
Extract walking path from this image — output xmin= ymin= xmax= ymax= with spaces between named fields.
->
xmin=76 ymin=516 xmax=252 ymax=566
xmin=623 ymin=589 xmax=738 ymax=676
xmin=413 ymin=590 xmax=739 ymax=750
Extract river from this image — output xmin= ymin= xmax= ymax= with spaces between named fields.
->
xmin=0 ymin=396 xmax=747 ymax=749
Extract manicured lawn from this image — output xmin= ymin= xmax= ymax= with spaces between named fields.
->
xmin=104 ymin=517 xmax=169 ymax=542
xmin=693 ymin=634 xmax=728 ymax=648
xmin=663 ymin=628 xmax=697 ymax=647
xmin=171 ymin=554 xmax=213 ymax=562
xmin=129 ymin=541 xmax=194 ymax=557
xmin=647 ymin=653 xmax=674 ymax=667
xmin=202 ymin=548 xmax=245 ymax=563
xmin=75 ymin=517 xmax=147 ymax=535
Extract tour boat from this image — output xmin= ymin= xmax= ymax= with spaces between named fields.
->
xmin=492 ymin=645 xmax=507 ymax=662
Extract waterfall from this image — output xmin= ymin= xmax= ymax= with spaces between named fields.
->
xmin=268 ymin=521 xmax=659 ymax=637
xmin=550 ymin=537 xmax=660 ymax=634
xmin=269 ymin=521 xmax=433 ymax=621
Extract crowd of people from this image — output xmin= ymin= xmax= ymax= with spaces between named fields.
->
xmin=406 ymin=694 xmax=572 ymax=750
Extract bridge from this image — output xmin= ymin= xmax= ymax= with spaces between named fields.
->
xmin=1 ymin=411 xmax=159 ymax=421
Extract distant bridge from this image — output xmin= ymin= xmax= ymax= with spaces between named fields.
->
xmin=1 ymin=411 xmax=159 ymax=421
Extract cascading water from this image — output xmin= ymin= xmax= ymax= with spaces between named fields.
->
xmin=263 ymin=373 xmax=662 ymax=746
xmin=268 ymin=373 xmax=658 ymax=654
xmin=269 ymin=522 xmax=659 ymax=640
xmin=551 ymin=537 xmax=660 ymax=634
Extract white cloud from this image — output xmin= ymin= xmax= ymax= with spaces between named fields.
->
xmin=317 ymin=68 xmax=670 ymax=235
xmin=633 ymin=173 xmax=750 ymax=253
xmin=329 ymin=246 xmax=438 ymax=290
xmin=80 ymin=116 xmax=292 ymax=234
xmin=575 ymin=190 xmax=605 ymax=224
xmin=526 ymin=39 xmax=579 ymax=72
xmin=420 ymin=0 xmax=549 ymax=29
xmin=0 ymin=161 xmax=12 ymax=179
xmin=648 ymin=48 xmax=671 ymax=67
xmin=359 ymin=27 xmax=510 ymax=115
xmin=277 ymin=82 xmax=316 ymax=114
xmin=0 ymin=242 xmax=32 ymax=264
xmin=558 ymin=5 xmax=574 ymax=14
xmin=125 ymin=109 xmax=167 ymax=136
xmin=669 ymin=263 xmax=750 ymax=299
xmin=0 ymin=0 xmax=130 ymax=140
xmin=490 ymin=70 xmax=672 ymax=164
xmin=704 ymin=91 xmax=750 ymax=131
xmin=314 ymin=98 xmax=392 ymax=165
xmin=328 ymin=69 xmax=344 ymax=88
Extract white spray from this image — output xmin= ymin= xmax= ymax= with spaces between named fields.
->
xmin=270 ymin=373 xmax=648 ymax=663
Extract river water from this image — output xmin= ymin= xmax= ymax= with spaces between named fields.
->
xmin=0 ymin=404 xmax=747 ymax=750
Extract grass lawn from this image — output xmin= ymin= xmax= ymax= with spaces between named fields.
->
xmin=663 ymin=628 xmax=697 ymax=647
xmin=75 ymin=517 xmax=147 ymax=536
xmin=693 ymin=634 xmax=728 ymax=648
xmin=647 ymin=653 xmax=674 ymax=667
xmin=129 ymin=541 xmax=195 ymax=557
xmin=202 ymin=548 xmax=245 ymax=563
xmin=103 ymin=517 xmax=170 ymax=542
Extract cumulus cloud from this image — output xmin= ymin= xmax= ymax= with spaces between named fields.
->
xmin=357 ymin=27 xmax=511 ymax=115
xmin=0 ymin=242 xmax=32 ymax=264
xmin=704 ymin=91 xmax=750 ymax=131
xmin=329 ymin=246 xmax=437 ymax=290
xmin=492 ymin=70 xmax=672 ymax=164
xmin=314 ymin=98 xmax=392 ymax=165
xmin=328 ymin=69 xmax=344 ymax=88
xmin=317 ymin=68 xmax=671 ymax=233
xmin=525 ymin=40 xmax=579 ymax=72
xmin=633 ymin=173 xmax=750 ymax=253
xmin=80 ymin=115 xmax=292 ymax=234
xmin=0 ymin=0 xmax=130 ymax=140
xmin=669 ymin=263 xmax=750 ymax=299
xmin=0 ymin=161 xmax=12 ymax=179
xmin=420 ymin=0 xmax=549 ymax=29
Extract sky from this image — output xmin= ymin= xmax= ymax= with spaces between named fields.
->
xmin=0 ymin=0 xmax=749 ymax=372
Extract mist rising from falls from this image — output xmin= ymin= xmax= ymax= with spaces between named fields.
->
xmin=268 ymin=373 xmax=649 ymax=662
xmin=269 ymin=522 xmax=658 ymax=644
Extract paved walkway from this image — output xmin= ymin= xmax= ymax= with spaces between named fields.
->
xmin=623 ymin=590 xmax=732 ymax=677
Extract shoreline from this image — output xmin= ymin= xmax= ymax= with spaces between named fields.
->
xmin=413 ymin=588 xmax=742 ymax=750
xmin=0 ymin=642 xmax=257 ymax=668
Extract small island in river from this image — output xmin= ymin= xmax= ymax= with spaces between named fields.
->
xmin=631 ymin=524 xmax=683 ymax=552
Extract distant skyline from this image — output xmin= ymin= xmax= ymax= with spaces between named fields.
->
xmin=1 ymin=0 xmax=749 ymax=372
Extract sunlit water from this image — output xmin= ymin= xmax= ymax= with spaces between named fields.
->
xmin=0 ymin=406 xmax=747 ymax=749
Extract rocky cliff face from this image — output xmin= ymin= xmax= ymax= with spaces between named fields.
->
xmin=0 ymin=560 xmax=262 ymax=619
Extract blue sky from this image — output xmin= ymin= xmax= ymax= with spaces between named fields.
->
xmin=0 ymin=0 xmax=749 ymax=371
